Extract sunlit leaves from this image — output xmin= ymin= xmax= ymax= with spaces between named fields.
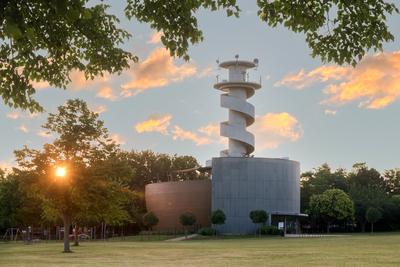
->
xmin=0 ymin=0 xmax=136 ymax=112
xmin=257 ymin=0 xmax=399 ymax=66
xmin=125 ymin=0 xmax=239 ymax=60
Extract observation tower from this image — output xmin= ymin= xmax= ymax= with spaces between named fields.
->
xmin=214 ymin=56 xmax=261 ymax=157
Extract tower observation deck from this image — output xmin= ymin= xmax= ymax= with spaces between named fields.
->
xmin=214 ymin=58 xmax=261 ymax=157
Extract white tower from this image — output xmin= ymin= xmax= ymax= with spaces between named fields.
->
xmin=214 ymin=57 xmax=261 ymax=157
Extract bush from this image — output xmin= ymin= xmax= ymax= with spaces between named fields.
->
xmin=198 ymin=227 xmax=216 ymax=236
xmin=249 ymin=210 xmax=268 ymax=224
xmin=259 ymin=225 xmax=281 ymax=235
xmin=211 ymin=209 xmax=226 ymax=225
xmin=179 ymin=212 xmax=196 ymax=227
xmin=142 ymin=211 xmax=159 ymax=230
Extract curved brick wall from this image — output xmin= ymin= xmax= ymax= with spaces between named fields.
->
xmin=145 ymin=179 xmax=211 ymax=231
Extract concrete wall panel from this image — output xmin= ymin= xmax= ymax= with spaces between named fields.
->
xmin=212 ymin=157 xmax=300 ymax=234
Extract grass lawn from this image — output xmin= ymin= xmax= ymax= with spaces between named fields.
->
xmin=1 ymin=233 xmax=400 ymax=266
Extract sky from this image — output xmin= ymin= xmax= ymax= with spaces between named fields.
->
xmin=1 ymin=1 xmax=400 ymax=173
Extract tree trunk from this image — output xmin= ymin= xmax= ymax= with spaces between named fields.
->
xmin=361 ymin=222 xmax=366 ymax=233
xmin=63 ymin=214 xmax=71 ymax=253
xmin=326 ymin=222 xmax=330 ymax=234
xmin=73 ymin=224 xmax=79 ymax=246
xmin=371 ymin=223 xmax=374 ymax=233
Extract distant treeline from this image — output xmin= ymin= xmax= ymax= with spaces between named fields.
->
xmin=302 ymin=163 xmax=400 ymax=233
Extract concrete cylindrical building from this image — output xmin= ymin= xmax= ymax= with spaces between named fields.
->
xmin=145 ymin=180 xmax=211 ymax=231
xmin=211 ymin=157 xmax=300 ymax=234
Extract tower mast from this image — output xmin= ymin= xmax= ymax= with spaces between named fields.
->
xmin=214 ymin=57 xmax=261 ymax=157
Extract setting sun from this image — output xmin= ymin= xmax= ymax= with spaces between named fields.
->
xmin=55 ymin=167 xmax=67 ymax=178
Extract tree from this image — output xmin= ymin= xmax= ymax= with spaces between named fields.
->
xmin=308 ymin=189 xmax=354 ymax=233
xmin=249 ymin=210 xmax=268 ymax=236
xmin=0 ymin=172 xmax=43 ymax=233
xmin=348 ymin=163 xmax=387 ymax=190
xmin=365 ymin=207 xmax=382 ymax=233
xmin=258 ymin=1 xmax=399 ymax=66
xmin=142 ymin=211 xmax=159 ymax=231
xmin=301 ymin=164 xmax=348 ymax=212
xmin=2 ymin=1 xmax=399 ymax=111
xmin=179 ymin=212 xmax=196 ymax=239
xmin=348 ymin=163 xmax=387 ymax=232
xmin=14 ymin=99 xmax=133 ymax=252
xmin=383 ymin=169 xmax=400 ymax=195
xmin=0 ymin=174 xmax=23 ymax=231
xmin=211 ymin=209 xmax=226 ymax=235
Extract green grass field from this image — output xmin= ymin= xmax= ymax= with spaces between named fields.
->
xmin=1 ymin=234 xmax=400 ymax=266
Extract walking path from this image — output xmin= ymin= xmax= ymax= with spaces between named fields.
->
xmin=285 ymin=234 xmax=348 ymax=238
xmin=165 ymin=234 xmax=198 ymax=241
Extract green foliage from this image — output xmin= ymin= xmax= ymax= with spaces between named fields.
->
xmin=121 ymin=150 xmax=207 ymax=192
xmin=0 ymin=173 xmax=43 ymax=231
xmin=125 ymin=0 xmax=239 ymax=61
xmin=257 ymin=0 xmax=399 ymax=66
xmin=2 ymin=0 xmax=399 ymax=112
xmin=0 ymin=175 xmax=22 ymax=230
xmin=348 ymin=163 xmax=388 ymax=231
xmin=0 ymin=0 xmax=135 ymax=112
xmin=142 ymin=211 xmax=159 ymax=230
xmin=198 ymin=227 xmax=216 ymax=236
xmin=179 ymin=212 xmax=196 ymax=227
xmin=13 ymin=99 xmax=133 ymax=251
xmin=383 ymin=169 xmax=400 ymax=195
xmin=348 ymin=163 xmax=386 ymax=190
xmin=301 ymin=163 xmax=348 ymax=212
xmin=211 ymin=209 xmax=226 ymax=225
xmin=259 ymin=225 xmax=281 ymax=235
xmin=249 ymin=210 xmax=268 ymax=225
xmin=365 ymin=207 xmax=382 ymax=224
xmin=309 ymin=189 xmax=354 ymax=232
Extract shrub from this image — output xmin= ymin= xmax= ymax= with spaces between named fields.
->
xmin=180 ymin=212 xmax=196 ymax=239
xmin=179 ymin=212 xmax=196 ymax=227
xmin=259 ymin=225 xmax=281 ymax=235
xmin=211 ymin=209 xmax=226 ymax=225
xmin=198 ymin=227 xmax=216 ymax=236
xmin=249 ymin=210 xmax=268 ymax=225
xmin=142 ymin=211 xmax=159 ymax=231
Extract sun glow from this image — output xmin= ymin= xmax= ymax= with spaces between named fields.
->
xmin=55 ymin=167 xmax=67 ymax=178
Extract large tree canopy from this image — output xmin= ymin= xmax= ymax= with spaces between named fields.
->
xmin=14 ymin=99 xmax=133 ymax=252
xmin=0 ymin=0 xmax=398 ymax=112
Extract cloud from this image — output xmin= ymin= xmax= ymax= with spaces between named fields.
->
xmin=92 ymin=105 xmax=107 ymax=114
xmin=110 ymin=134 xmax=126 ymax=145
xmin=324 ymin=109 xmax=337 ymax=116
xmin=135 ymin=112 xmax=301 ymax=151
xmin=18 ymin=124 xmax=29 ymax=133
xmin=37 ymin=130 xmax=52 ymax=139
xmin=97 ymin=86 xmax=118 ymax=101
xmin=31 ymin=80 xmax=50 ymax=90
xmin=250 ymin=112 xmax=303 ymax=150
xmin=0 ymin=160 xmax=14 ymax=172
xmin=276 ymin=51 xmax=400 ymax=109
xmin=148 ymin=31 xmax=163 ymax=44
xmin=121 ymin=48 xmax=197 ymax=97
xmin=171 ymin=125 xmax=213 ymax=146
xmin=275 ymin=65 xmax=349 ymax=89
xmin=198 ymin=123 xmax=226 ymax=145
xmin=135 ymin=114 xmax=172 ymax=135
xmin=6 ymin=111 xmax=39 ymax=120
xmin=6 ymin=112 xmax=21 ymax=120
xmin=197 ymin=66 xmax=213 ymax=78
xmin=69 ymin=70 xmax=110 ymax=90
